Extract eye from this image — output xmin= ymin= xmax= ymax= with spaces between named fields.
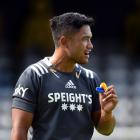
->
xmin=82 ymin=36 xmax=92 ymax=41
xmin=82 ymin=37 xmax=92 ymax=44
xmin=82 ymin=37 xmax=88 ymax=41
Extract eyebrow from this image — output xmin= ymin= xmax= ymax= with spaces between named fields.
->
xmin=82 ymin=35 xmax=92 ymax=39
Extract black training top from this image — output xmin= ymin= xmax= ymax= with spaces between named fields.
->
xmin=12 ymin=57 xmax=101 ymax=140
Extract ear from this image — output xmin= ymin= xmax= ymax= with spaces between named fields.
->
xmin=58 ymin=35 xmax=68 ymax=47
xmin=58 ymin=35 xmax=71 ymax=56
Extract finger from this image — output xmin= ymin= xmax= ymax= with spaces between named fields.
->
xmin=99 ymin=93 xmax=107 ymax=100
xmin=106 ymin=85 xmax=115 ymax=92
xmin=100 ymin=87 xmax=116 ymax=99
xmin=105 ymin=89 xmax=114 ymax=96
xmin=102 ymin=94 xmax=118 ymax=102
xmin=105 ymin=87 xmax=117 ymax=95
xmin=103 ymin=97 xmax=119 ymax=107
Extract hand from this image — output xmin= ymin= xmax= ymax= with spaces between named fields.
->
xmin=99 ymin=85 xmax=118 ymax=114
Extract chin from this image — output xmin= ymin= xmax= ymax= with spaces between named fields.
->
xmin=78 ymin=59 xmax=89 ymax=64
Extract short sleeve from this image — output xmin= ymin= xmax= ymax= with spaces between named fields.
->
xmin=12 ymin=66 xmax=39 ymax=113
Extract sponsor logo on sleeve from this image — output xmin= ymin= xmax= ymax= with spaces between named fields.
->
xmin=13 ymin=84 xmax=28 ymax=98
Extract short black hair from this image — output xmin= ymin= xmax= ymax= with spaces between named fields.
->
xmin=49 ymin=12 xmax=95 ymax=46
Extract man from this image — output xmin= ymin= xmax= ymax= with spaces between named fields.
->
xmin=11 ymin=12 xmax=118 ymax=140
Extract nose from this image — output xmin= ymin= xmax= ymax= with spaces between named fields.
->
xmin=87 ymin=40 xmax=93 ymax=49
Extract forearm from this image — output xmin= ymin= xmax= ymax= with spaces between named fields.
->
xmin=11 ymin=127 xmax=28 ymax=140
xmin=96 ymin=110 xmax=116 ymax=135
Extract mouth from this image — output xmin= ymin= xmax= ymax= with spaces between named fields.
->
xmin=85 ymin=52 xmax=89 ymax=55
xmin=84 ymin=51 xmax=90 ymax=57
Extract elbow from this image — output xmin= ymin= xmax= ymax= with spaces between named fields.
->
xmin=102 ymin=131 xmax=113 ymax=136
xmin=11 ymin=127 xmax=28 ymax=140
xmin=97 ymin=130 xmax=113 ymax=136
xmin=96 ymin=127 xmax=114 ymax=136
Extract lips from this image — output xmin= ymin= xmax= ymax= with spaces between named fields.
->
xmin=84 ymin=49 xmax=91 ymax=55
xmin=84 ymin=52 xmax=90 ymax=59
xmin=85 ymin=52 xmax=89 ymax=55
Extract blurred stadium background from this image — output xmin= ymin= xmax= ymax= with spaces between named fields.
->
xmin=0 ymin=0 xmax=140 ymax=139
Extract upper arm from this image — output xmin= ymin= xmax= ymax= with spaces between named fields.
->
xmin=12 ymin=108 xmax=33 ymax=130
xmin=12 ymin=67 xmax=39 ymax=112
xmin=11 ymin=67 xmax=38 ymax=140
xmin=11 ymin=108 xmax=33 ymax=140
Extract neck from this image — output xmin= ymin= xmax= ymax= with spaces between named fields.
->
xmin=50 ymin=47 xmax=75 ymax=72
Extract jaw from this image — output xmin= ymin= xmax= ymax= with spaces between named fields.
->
xmin=75 ymin=56 xmax=89 ymax=64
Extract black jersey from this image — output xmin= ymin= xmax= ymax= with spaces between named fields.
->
xmin=12 ymin=57 xmax=101 ymax=140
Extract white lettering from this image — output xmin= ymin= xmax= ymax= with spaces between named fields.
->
xmin=47 ymin=92 xmax=93 ymax=104
xmin=69 ymin=93 xmax=75 ymax=102
xmin=66 ymin=93 xmax=69 ymax=102
xmin=13 ymin=85 xmax=28 ymax=98
xmin=61 ymin=92 xmax=66 ymax=102
xmin=48 ymin=93 xmax=54 ymax=103
xmin=88 ymin=95 xmax=92 ymax=104
xmin=54 ymin=93 xmax=61 ymax=102
xmin=81 ymin=94 xmax=86 ymax=103
xmin=75 ymin=93 xmax=82 ymax=103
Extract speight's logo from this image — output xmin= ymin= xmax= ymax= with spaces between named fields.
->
xmin=48 ymin=92 xmax=92 ymax=112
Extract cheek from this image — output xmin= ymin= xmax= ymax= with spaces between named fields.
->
xmin=65 ymin=48 xmax=72 ymax=57
xmin=74 ymin=44 xmax=85 ymax=58
xmin=65 ymin=46 xmax=77 ymax=58
xmin=73 ymin=46 xmax=83 ymax=55
xmin=67 ymin=42 xmax=85 ymax=58
xmin=74 ymin=49 xmax=84 ymax=61
xmin=82 ymin=41 xmax=87 ymax=46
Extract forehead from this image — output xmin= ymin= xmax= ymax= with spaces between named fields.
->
xmin=75 ymin=25 xmax=92 ymax=37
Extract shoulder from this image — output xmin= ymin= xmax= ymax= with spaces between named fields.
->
xmin=76 ymin=64 xmax=101 ymax=87
xmin=77 ymin=64 xmax=99 ymax=79
xmin=23 ymin=57 xmax=51 ymax=77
